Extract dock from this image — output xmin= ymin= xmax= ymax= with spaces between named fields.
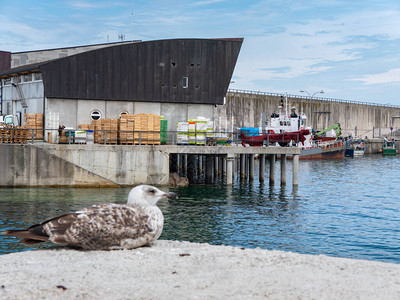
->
xmin=161 ymin=145 xmax=300 ymax=185
xmin=0 ymin=143 xmax=300 ymax=187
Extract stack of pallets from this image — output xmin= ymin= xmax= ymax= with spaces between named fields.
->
xmin=133 ymin=114 xmax=161 ymax=145
xmin=119 ymin=114 xmax=135 ymax=144
xmin=24 ymin=113 xmax=43 ymax=140
xmin=91 ymin=120 xmax=101 ymax=143
xmin=95 ymin=119 xmax=118 ymax=144
xmin=12 ymin=128 xmax=28 ymax=144
xmin=0 ymin=127 xmax=28 ymax=144
xmin=0 ymin=128 xmax=12 ymax=143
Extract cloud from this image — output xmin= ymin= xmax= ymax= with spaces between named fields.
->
xmin=352 ymin=68 xmax=400 ymax=85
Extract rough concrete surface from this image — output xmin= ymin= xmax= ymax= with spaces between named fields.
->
xmin=0 ymin=240 xmax=399 ymax=300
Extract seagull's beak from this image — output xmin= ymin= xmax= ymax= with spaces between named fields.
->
xmin=164 ymin=192 xmax=178 ymax=200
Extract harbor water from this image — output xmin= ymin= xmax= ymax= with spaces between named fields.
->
xmin=0 ymin=155 xmax=399 ymax=264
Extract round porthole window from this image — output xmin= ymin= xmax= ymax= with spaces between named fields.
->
xmin=119 ymin=111 xmax=129 ymax=118
xmin=90 ymin=110 xmax=102 ymax=121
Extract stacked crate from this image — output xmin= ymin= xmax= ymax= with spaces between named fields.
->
xmin=119 ymin=114 xmax=135 ymax=144
xmin=160 ymin=119 xmax=168 ymax=145
xmin=24 ymin=113 xmax=43 ymax=139
xmin=195 ymin=118 xmax=208 ymax=145
xmin=177 ymin=122 xmax=189 ymax=144
xmin=95 ymin=119 xmax=118 ymax=144
xmin=133 ymin=114 xmax=161 ymax=145
xmin=108 ymin=119 xmax=119 ymax=144
xmin=188 ymin=120 xmax=196 ymax=145
xmin=96 ymin=119 xmax=108 ymax=144
xmin=91 ymin=120 xmax=101 ymax=143
xmin=78 ymin=124 xmax=95 ymax=131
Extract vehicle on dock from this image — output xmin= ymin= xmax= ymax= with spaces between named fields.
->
xmin=381 ymin=138 xmax=397 ymax=156
xmin=345 ymin=139 xmax=366 ymax=157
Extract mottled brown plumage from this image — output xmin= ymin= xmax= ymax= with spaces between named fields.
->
xmin=2 ymin=185 xmax=177 ymax=250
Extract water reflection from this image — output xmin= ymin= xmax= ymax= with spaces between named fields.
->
xmin=0 ymin=155 xmax=399 ymax=263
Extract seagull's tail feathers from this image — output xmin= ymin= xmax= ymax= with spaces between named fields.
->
xmin=2 ymin=228 xmax=50 ymax=245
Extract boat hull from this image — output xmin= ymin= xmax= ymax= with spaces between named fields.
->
xmin=300 ymin=146 xmax=345 ymax=160
xmin=382 ymin=149 xmax=397 ymax=156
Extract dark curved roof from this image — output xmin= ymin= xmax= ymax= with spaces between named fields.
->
xmin=40 ymin=38 xmax=243 ymax=105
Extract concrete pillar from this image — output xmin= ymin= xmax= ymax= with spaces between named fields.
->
xmin=222 ymin=157 xmax=227 ymax=176
xmin=214 ymin=156 xmax=219 ymax=177
xmin=177 ymin=154 xmax=182 ymax=175
xmin=249 ymin=154 xmax=254 ymax=182
xmin=206 ymin=155 xmax=213 ymax=184
xmin=198 ymin=155 xmax=203 ymax=176
xmin=226 ymin=156 xmax=234 ymax=185
xmin=187 ymin=154 xmax=196 ymax=183
xmin=240 ymin=154 xmax=246 ymax=180
xmin=219 ymin=157 xmax=224 ymax=179
xmin=232 ymin=156 xmax=236 ymax=181
xmin=293 ymin=154 xmax=299 ymax=186
xmin=245 ymin=154 xmax=249 ymax=179
xmin=259 ymin=154 xmax=265 ymax=183
xmin=183 ymin=154 xmax=188 ymax=177
xmin=269 ymin=154 xmax=275 ymax=185
xmin=281 ymin=154 xmax=287 ymax=185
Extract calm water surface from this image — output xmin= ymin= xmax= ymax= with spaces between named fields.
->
xmin=1 ymin=155 xmax=399 ymax=264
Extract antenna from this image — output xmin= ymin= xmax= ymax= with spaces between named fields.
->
xmin=131 ymin=0 xmax=134 ymax=40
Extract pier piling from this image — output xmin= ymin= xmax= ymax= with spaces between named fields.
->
xmin=293 ymin=154 xmax=299 ymax=185
xmin=259 ymin=154 xmax=265 ymax=183
xmin=281 ymin=154 xmax=287 ymax=185
xmin=269 ymin=154 xmax=276 ymax=185
xmin=249 ymin=154 xmax=254 ymax=182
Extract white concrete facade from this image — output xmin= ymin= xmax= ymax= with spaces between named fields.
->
xmin=47 ymin=98 xmax=215 ymax=131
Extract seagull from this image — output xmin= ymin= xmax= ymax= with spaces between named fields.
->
xmin=2 ymin=185 xmax=177 ymax=250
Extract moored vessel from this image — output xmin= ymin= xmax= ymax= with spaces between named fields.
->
xmin=345 ymin=139 xmax=366 ymax=157
xmin=240 ymin=98 xmax=346 ymax=160
xmin=381 ymin=138 xmax=397 ymax=156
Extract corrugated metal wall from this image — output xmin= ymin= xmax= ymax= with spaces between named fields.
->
xmin=0 ymin=51 xmax=11 ymax=73
xmin=40 ymin=38 xmax=243 ymax=105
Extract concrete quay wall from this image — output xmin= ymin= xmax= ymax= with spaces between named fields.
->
xmin=0 ymin=144 xmax=300 ymax=187
xmin=222 ymin=91 xmax=400 ymax=138
xmin=0 ymin=144 xmax=169 ymax=187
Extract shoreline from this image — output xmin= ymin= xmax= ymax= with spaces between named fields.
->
xmin=0 ymin=240 xmax=399 ymax=299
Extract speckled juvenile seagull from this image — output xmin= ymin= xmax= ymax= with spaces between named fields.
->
xmin=2 ymin=185 xmax=177 ymax=250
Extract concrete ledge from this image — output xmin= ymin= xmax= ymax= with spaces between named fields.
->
xmin=0 ymin=144 xmax=301 ymax=187
xmin=0 ymin=240 xmax=399 ymax=299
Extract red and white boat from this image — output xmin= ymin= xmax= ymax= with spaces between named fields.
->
xmin=240 ymin=99 xmax=346 ymax=160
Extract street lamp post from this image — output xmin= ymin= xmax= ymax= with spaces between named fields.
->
xmin=299 ymin=90 xmax=324 ymax=128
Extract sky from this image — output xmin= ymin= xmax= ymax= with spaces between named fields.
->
xmin=1 ymin=0 xmax=400 ymax=106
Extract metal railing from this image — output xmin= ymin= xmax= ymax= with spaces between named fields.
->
xmin=0 ymin=128 xmax=307 ymax=147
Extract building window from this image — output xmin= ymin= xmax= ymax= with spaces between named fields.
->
xmin=182 ymin=77 xmax=188 ymax=88
xmin=90 ymin=110 xmax=102 ymax=121
xmin=33 ymin=73 xmax=42 ymax=81
xmin=119 ymin=111 xmax=129 ymax=118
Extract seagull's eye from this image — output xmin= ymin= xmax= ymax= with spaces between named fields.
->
xmin=149 ymin=189 xmax=156 ymax=194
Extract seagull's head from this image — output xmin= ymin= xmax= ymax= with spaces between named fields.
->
xmin=127 ymin=185 xmax=178 ymax=206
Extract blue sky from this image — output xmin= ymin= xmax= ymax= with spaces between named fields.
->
xmin=1 ymin=0 xmax=400 ymax=105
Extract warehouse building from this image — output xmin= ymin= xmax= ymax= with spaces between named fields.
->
xmin=0 ymin=38 xmax=243 ymax=133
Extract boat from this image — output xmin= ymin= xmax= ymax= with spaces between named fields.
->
xmin=381 ymin=138 xmax=397 ymax=156
xmin=240 ymin=97 xmax=346 ymax=160
xmin=241 ymin=129 xmax=310 ymax=147
xmin=345 ymin=139 xmax=366 ymax=157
